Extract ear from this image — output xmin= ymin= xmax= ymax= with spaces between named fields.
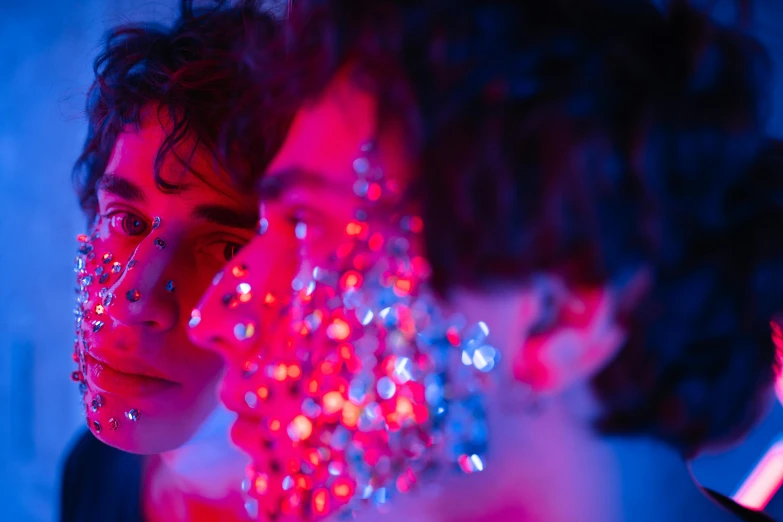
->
xmin=512 ymin=284 xmax=626 ymax=395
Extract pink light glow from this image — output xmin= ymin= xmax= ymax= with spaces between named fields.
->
xmin=733 ymin=438 xmax=783 ymax=510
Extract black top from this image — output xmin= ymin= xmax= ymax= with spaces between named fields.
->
xmin=60 ymin=431 xmax=776 ymax=522
xmin=60 ymin=429 xmax=145 ymax=522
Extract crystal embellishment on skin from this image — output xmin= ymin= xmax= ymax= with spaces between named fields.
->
xmin=126 ymin=409 xmax=141 ymax=422
xmin=126 ymin=289 xmax=141 ymax=302
xmin=165 ymin=280 xmax=175 ymax=292
xmin=92 ymin=420 xmax=102 ymax=433
xmin=109 ymin=418 xmax=119 ymax=431
xmin=234 ymin=322 xmax=256 ymax=340
xmin=152 ymin=216 xmax=161 ymax=229
xmin=189 ymin=309 xmax=201 ymax=328
xmin=154 ymin=238 xmax=165 ymax=249
xmin=111 ymin=262 xmax=122 ymax=274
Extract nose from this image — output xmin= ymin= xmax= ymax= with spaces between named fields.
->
xmin=188 ymin=233 xmax=296 ymax=363
xmin=107 ymin=234 xmax=178 ymax=331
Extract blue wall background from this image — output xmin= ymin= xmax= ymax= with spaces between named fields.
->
xmin=0 ymin=1 xmax=780 ymax=521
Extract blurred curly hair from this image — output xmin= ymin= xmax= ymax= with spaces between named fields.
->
xmin=73 ymin=0 xmax=287 ymax=223
xmin=230 ymin=0 xmax=783 ymax=456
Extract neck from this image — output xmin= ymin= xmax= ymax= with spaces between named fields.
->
xmin=352 ymin=391 xmax=736 ymax=522
xmin=143 ymin=407 xmax=250 ymax=522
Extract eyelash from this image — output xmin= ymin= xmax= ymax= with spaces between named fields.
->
xmin=104 ymin=210 xmax=149 ymax=237
xmin=104 ymin=210 xmax=244 ymax=262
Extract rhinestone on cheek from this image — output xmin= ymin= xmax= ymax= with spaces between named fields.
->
xmin=223 ymin=143 xmax=500 ymax=520
xmin=152 ymin=216 xmax=161 ymax=229
xmin=154 ymin=238 xmax=165 ymax=249
xmin=126 ymin=289 xmax=141 ymax=302
xmin=109 ymin=418 xmax=119 ymax=430
xmin=125 ymin=408 xmax=141 ymax=421
xmin=188 ymin=309 xmax=201 ymax=328
xmin=92 ymin=420 xmax=102 ymax=433
xmin=234 ymin=322 xmax=256 ymax=340
xmin=165 ymin=280 xmax=175 ymax=292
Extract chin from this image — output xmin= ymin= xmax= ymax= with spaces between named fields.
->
xmin=83 ymin=385 xmax=212 ymax=454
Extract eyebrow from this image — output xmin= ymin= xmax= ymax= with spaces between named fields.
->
xmin=99 ymin=173 xmax=257 ymax=230
xmin=97 ymin=173 xmax=146 ymax=202
xmin=191 ymin=204 xmax=259 ymax=230
xmin=258 ymin=167 xmax=346 ymax=201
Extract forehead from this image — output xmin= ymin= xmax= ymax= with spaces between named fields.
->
xmin=105 ymin=111 xmax=251 ymax=205
xmin=267 ymin=70 xmax=410 ymax=188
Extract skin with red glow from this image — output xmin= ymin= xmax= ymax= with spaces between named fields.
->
xmin=80 ymin=111 xmax=257 ymax=520
xmin=189 ymin=74 xmax=752 ymax=522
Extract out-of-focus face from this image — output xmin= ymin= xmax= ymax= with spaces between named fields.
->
xmin=73 ymin=112 xmax=258 ymax=454
xmin=189 ymin=73 xmax=506 ymax=520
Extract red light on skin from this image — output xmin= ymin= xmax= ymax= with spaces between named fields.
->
xmin=336 ymin=243 xmax=354 ymax=259
xmin=734 ymin=439 xmax=783 ymax=509
xmin=320 ymin=361 xmax=336 ymax=375
xmin=264 ymin=292 xmax=276 ymax=305
xmin=308 ymin=379 xmax=319 ymax=394
xmin=332 ymin=477 xmax=355 ymax=500
xmin=367 ymin=183 xmax=382 ymax=201
xmin=269 ymin=419 xmax=281 ymax=432
xmin=323 ymin=391 xmax=346 ymax=415
xmin=239 ymin=291 xmax=253 ymax=303
xmin=353 ymin=253 xmax=369 ymax=271
xmin=409 ymin=216 xmax=424 ymax=233
xmin=312 ymin=488 xmax=330 ymax=515
xmin=77 ymin=234 xmax=88 ymax=242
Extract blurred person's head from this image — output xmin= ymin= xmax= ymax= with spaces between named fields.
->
xmin=191 ymin=0 xmax=783 ymax=519
xmin=72 ymin=0 xmax=286 ymax=455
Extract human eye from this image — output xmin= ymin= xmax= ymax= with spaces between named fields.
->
xmin=201 ymin=237 xmax=248 ymax=263
xmin=105 ymin=210 xmax=149 ymax=237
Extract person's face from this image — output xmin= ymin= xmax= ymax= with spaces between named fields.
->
xmin=189 ymin=73 xmax=507 ymax=521
xmin=74 ymin=112 xmax=258 ymax=454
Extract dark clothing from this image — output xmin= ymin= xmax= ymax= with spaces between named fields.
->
xmin=59 ymin=431 xmax=776 ymax=522
xmin=60 ymin=430 xmax=145 ymax=522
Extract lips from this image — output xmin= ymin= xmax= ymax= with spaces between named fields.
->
xmin=85 ymin=352 xmax=179 ymax=397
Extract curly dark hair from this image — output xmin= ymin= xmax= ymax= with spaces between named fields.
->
xmin=232 ymin=0 xmax=783 ymax=456
xmin=72 ymin=0 xmax=287 ymax=224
